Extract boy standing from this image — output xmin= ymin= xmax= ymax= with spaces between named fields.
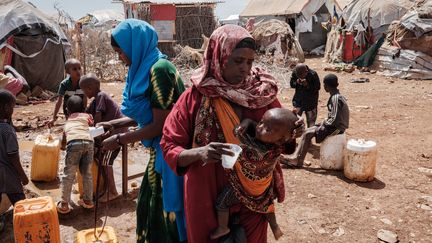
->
xmin=80 ymin=73 xmax=123 ymax=202
xmin=48 ymin=58 xmax=86 ymax=126
xmin=290 ymin=64 xmax=321 ymax=127
xmin=0 ymin=89 xmax=29 ymax=205
xmin=57 ymin=95 xmax=94 ymax=214
xmin=283 ymin=74 xmax=349 ymax=166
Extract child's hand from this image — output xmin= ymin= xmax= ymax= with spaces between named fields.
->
xmin=292 ymin=116 xmax=305 ymax=139
xmin=234 ymin=119 xmax=254 ymax=136
xmin=96 ymin=122 xmax=114 ymax=132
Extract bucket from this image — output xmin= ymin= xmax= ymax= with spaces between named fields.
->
xmin=77 ymin=160 xmax=104 ymax=199
xmin=320 ymin=133 xmax=346 ymax=170
xmin=344 ymin=139 xmax=377 ymax=182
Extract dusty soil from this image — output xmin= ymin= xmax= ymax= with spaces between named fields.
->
xmin=1 ymin=56 xmax=432 ymax=243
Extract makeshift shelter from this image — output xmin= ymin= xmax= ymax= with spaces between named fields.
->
xmin=240 ymin=0 xmax=343 ymax=52
xmin=0 ymin=0 xmax=69 ymax=91
xmin=373 ymin=0 xmax=432 ymax=79
xmin=342 ymin=0 xmax=414 ymax=40
xmin=252 ymin=19 xmax=305 ymax=64
xmin=325 ymin=0 xmax=414 ymax=63
xmin=121 ymin=0 xmax=219 ymax=56
xmin=78 ymin=9 xmax=124 ymax=30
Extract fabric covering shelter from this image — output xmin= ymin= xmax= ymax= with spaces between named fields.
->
xmin=0 ymin=0 xmax=69 ymax=91
xmin=342 ymin=0 xmax=414 ymax=33
xmin=373 ymin=0 xmax=432 ymax=79
xmin=241 ymin=0 xmax=343 ymax=20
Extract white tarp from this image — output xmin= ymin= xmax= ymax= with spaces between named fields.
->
xmin=82 ymin=9 xmax=124 ymax=27
xmin=343 ymin=0 xmax=414 ymax=31
xmin=0 ymin=0 xmax=69 ymax=45
xmin=241 ymin=0 xmax=342 ymax=21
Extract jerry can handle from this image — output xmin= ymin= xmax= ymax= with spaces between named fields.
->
xmin=28 ymin=201 xmax=49 ymax=210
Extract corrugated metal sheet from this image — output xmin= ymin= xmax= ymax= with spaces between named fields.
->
xmin=123 ymin=0 xmax=221 ymax=4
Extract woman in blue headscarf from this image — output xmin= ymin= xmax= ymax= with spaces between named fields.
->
xmin=99 ymin=19 xmax=186 ymax=243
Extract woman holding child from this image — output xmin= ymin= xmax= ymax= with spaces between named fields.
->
xmin=161 ymin=25 xmax=301 ymax=243
xmin=99 ymin=19 xmax=186 ymax=243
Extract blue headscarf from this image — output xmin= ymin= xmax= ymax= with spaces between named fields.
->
xmin=112 ymin=19 xmax=166 ymax=146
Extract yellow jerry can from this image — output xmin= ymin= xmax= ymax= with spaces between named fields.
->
xmin=31 ymin=134 xmax=60 ymax=182
xmin=76 ymin=226 xmax=118 ymax=243
xmin=13 ymin=196 xmax=60 ymax=243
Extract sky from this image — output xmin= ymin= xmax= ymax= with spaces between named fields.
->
xmin=29 ymin=0 xmax=249 ymax=20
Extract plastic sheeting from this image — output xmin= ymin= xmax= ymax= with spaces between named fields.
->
xmin=78 ymin=9 xmax=124 ymax=28
xmin=343 ymin=0 xmax=414 ymax=31
xmin=0 ymin=0 xmax=69 ymax=45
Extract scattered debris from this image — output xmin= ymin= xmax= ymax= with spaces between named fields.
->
xmin=380 ymin=218 xmax=393 ymax=225
xmin=355 ymin=105 xmax=371 ymax=110
xmin=377 ymin=229 xmax=398 ymax=243
xmin=304 ymin=160 xmax=312 ymax=167
xmin=332 ymin=227 xmax=345 ymax=237
xmin=351 ymin=78 xmax=370 ymax=83
xmin=318 ymin=228 xmax=327 ymax=234
xmin=418 ymin=167 xmax=432 ymax=177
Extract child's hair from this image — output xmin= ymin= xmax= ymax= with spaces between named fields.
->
xmin=79 ymin=73 xmax=100 ymax=89
xmin=324 ymin=74 xmax=339 ymax=88
xmin=65 ymin=58 xmax=81 ymax=72
xmin=66 ymin=95 xmax=85 ymax=114
xmin=0 ymin=89 xmax=16 ymax=118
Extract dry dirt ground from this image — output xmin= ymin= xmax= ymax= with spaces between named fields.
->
xmin=1 ymin=56 xmax=431 ymax=243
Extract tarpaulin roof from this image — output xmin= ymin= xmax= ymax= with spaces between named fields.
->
xmin=240 ymin=0 xmax=343 ymax=20
xmin=0 ymin=0 xmax=69 ymax=45
xmin=343 ymin=0 xmax=415 ymax=30
xmin=78 ymin=9 xmax=124 ymax=27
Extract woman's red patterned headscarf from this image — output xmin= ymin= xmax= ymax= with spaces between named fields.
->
xmin=190 ymin=25 xmax=278 ymax=109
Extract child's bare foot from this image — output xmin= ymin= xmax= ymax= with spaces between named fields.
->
xmin=271 ymin=225 xmax=284 ymax=240
xmin=210 ymin=227 xmax=230 ymax=239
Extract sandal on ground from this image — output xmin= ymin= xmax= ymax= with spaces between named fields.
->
xmin=78 ymin=199 xmax=94 ymax=209
xmin=56 ymin=201 xmax=71 ymax=214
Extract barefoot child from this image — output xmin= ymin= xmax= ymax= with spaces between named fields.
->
xmin=283 ymin=74 xmax=349 ymax=166
xmin=0 ymin=89 xmax=29 ymax=206
xmin=57 ymin=95 xmax=94 ymax=214
xmin=211 ymin=108 xmax=299 ymax=240
xmin=79 ymin=73 xmax=124 ymax=202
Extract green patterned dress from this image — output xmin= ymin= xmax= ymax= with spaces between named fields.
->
xmin=136 ymin=59 xmax=185 ymax=243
